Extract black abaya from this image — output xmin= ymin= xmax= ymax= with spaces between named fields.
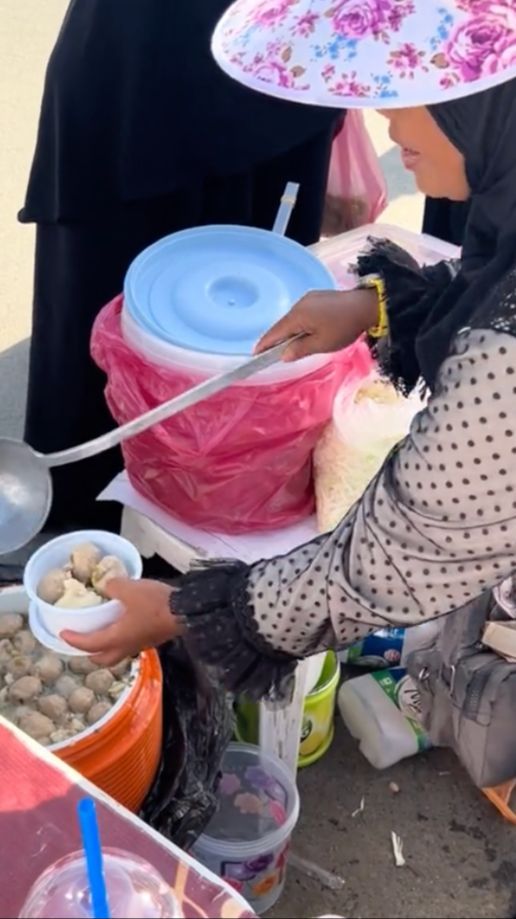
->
xmin=20 ymin=0 xmax=338 ymax=530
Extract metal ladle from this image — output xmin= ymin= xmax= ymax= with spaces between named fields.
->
xmin=0 ymin=341 xmax=293 ymax=554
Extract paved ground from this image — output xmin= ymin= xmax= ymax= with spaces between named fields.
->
xmin=1 ymin=4 xmax=516 ymax=918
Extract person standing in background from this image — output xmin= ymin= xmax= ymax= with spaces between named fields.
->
xmin=20 ymin=0 xmax=338 ymax=533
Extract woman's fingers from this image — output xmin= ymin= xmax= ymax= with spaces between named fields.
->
xmin=255 ymin=314 xmax=307 ymax=356
xmin=61 ymin=579 xmax=180 ymax=665
xmin=61 ymin=624 xmax=119 ymax=652
xmin=255 ymin=289 xmax=364 ymax=362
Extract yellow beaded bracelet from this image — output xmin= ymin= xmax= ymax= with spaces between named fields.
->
xmin=360 ymin=274 xmax=388 ymax=339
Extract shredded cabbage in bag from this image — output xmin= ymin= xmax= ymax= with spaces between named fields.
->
xmin=314 ymin=377 xmax=422 ymax=533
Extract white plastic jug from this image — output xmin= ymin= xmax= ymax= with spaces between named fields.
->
xmin=337 ymin=667 xmax=431 ymax=770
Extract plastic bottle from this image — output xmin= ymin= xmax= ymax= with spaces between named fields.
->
xmin=337 ymin=667 xmax=431 ymax=769
xmin=339 ymin=620 xmax=441 ymax=669
xmin=20 ymin=849 xmax=182 ymax=919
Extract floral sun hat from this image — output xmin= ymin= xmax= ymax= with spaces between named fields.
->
xmin=212 ymin=0 xmax=516 ymax=108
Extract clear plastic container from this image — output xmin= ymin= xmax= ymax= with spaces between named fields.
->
xmin=192 ymin=743 xmax=299 ymax=914
xmin=312 ymin=223 xmax=460 ymax=290
xmin=19 ymin=849 xmax=182 ymax=918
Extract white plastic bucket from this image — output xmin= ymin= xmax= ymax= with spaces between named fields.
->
xmin=24 ymin=530 xmax=142 ymax=641
xmin=192 ymin=742 xmax=299 ymax=913
xmin=121 ymin=307 xmax=331 ymax=385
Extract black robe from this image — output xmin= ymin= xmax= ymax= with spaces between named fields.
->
xmin=20 ymin=0 xmax=338 ymax=531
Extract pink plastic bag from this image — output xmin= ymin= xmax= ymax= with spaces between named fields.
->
xmin=322 ymin=111 xmax=388 ymax=237
xmin=91 ymin=297 xmax=373 ymax=534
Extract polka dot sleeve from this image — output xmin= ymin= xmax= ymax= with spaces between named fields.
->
xmin=245 ymin=327 xmax=516 ymax=656
xmin=176 ymin=327 xmax=516 ymax=697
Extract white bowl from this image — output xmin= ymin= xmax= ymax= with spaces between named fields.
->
xmin=23 ymin=530 xmax=142 ymax=641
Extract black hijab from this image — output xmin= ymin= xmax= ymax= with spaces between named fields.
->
xmin=360 ymin=78 xmax=516 ymax=392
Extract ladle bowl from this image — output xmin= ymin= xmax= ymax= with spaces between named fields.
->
xmin=0 ymin=439 xmax=53 ymax=554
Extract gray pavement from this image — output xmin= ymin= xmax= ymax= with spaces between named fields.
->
xmin=1 ymin=4 xmax=514 ymax=918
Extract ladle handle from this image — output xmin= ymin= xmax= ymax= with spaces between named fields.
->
xmin=43 ymin=340 xmax=296 ymax=469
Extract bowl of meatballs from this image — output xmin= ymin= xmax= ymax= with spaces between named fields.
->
xmin=23 ymin=531 xmax=143 ymax=654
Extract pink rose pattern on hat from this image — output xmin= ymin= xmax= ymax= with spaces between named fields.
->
xmin=216 ymin=0 xmax=516 ymax=101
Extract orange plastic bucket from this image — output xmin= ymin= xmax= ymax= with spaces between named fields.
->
xmin=54 ymin=649 xmax=163 ymax=813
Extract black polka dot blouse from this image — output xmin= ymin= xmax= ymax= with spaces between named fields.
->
xmin=173 ymin=250 xmax=516 ymax=701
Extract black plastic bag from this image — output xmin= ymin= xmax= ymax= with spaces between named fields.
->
xmin=140 ymin=640 xmax=233 ymax=850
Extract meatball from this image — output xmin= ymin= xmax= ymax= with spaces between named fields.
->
xmin=55 ymin=579 xmax=103 ymax=609
xmin=85 ymin=669 xmax=114 ymax=695
xmin=91 ymin=556 xmax=128 ymax=598
xmin=10 ymin=676 xmax=42 ymax=703
xmin=108 ymin=681 xmax=127 ymax=701
xmin=6 ymin=656 xmax=33 ymax=679
xmin=110 ymin=658 xmax=132 ymax=679
xmin=33 ymin=654 xmax=64 ymax=684
xmin=87 ymin=701 xmax=112 ymax=725
xmin=0 ymin=615 xmax=23 ymax=638
xmin=69 ymin=657 xmax=98 ymax=676
xmin=14 ymin=705 xmax=32 ymax=724
xmin=37 ymin=568 xmax=69 ymax=604
xmin=54 ymin=675 xmax=78 ymax=699
xmin=70 ymin=543 xmax=102 ymax=583
xmin=50 ymin=728 xmax=74 ymax=745
xmin=39 ymin=694 xmax=68 ymax=721
xmin=68 ymin=687 xmax=95 ymax=714
xmin=13 ymin=630 xmax=37 ymax=655
xmin=19 ymin=712 xmax=54 ymax=741
xmin=0 ymin=642 xmax=12 ymax=677
xmin=0 ymin=639 xmax=13 ymax=661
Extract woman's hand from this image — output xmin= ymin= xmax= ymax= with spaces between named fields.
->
xmin=61 ymin=579 xmax=182 ymax=666
xmin=256 ymin=288 xmax=379 ymax=362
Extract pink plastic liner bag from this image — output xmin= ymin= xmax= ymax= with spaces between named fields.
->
xmin=91 ymin=297 xmax=373 ymax=533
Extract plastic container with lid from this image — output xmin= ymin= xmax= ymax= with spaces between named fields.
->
xmin=20 ymin=849 xmax=182 ymax=918
xmin=192 ymin=743 xmax=299 ymax=914
xmin=122 ymin=224 xmax=336 ymax=375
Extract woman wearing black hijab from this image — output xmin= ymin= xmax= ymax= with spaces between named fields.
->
xmin=64 ymin=1 xmax=516 ymax=728
xmin=20 ymin=0 xmax=338 ymax=532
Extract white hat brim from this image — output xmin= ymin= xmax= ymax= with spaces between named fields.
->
xmin=212 ymin=0 xmax=516 ymax=109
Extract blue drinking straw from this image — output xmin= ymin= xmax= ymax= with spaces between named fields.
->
xmin=77 ymin=798 xmax=111 ymax=919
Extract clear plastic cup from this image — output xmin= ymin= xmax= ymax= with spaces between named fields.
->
xmin=20 ymin=849 xmax=182 ymax=918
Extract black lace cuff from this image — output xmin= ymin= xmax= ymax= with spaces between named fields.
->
xmin=171 ymin=562 xmax=299 ymax=702
xmin=356 ymin=238 xmax=454 ymax=393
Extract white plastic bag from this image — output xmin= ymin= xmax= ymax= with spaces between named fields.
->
xmin=314 ymin=376 xmax=423 ymax=532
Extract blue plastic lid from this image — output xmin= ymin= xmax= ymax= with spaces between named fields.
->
xmin=124 ymin=225 xmax=336 ymax=355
